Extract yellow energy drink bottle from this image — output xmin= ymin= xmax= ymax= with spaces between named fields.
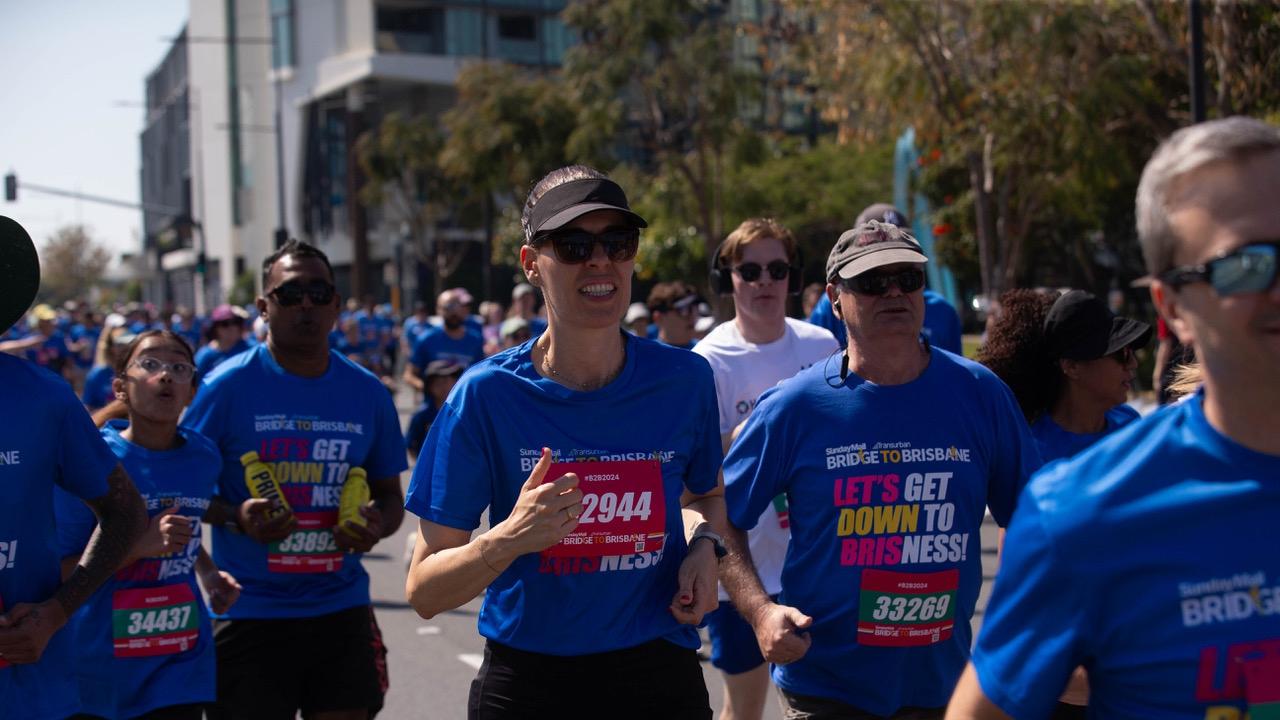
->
xmin=240 ymin=451 xmax=291 ymax=520
xmin=338 ymin=467 xmax=370 ymax=535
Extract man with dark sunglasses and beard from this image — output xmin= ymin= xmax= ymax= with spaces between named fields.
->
xmin=720 ymin=221 xmax=1041 ymax=719
xmin=947 ymin=117 xmax=1280 ymax=720
xmin=403 ymin=287 xmax=484 ymax=395
xmin=186 ymin=239 xmax=407 ymax=720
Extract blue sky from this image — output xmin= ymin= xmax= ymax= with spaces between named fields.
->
xmin=0 ymin=1 xmax=189 ymax=260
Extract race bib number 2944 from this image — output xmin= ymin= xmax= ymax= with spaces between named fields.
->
xmin=542 ymin=460 xmax=666 ymax=558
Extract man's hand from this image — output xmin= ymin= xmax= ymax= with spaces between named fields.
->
xmin=236 ymin=498 xmax=297 ymax=544
xmin=494 ymin=448 xmax=583 ymax=556
xmin=669 ymin=538 xmax=719 ymax=625
xmin=749 ymin=602 xmax=813 ymax=664
xmin=335 ymin=502 xmax=384 ymax=554
xmin=0 ymin=599 xmax=69 ymax=664
xmin=201 ymin=570 xmax=242 ymax=615
xmin=133 ymin=506 xmax=194 ymax=558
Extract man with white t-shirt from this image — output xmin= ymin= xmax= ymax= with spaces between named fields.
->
xmin=694 ymin=217 xmax=838 ymax=720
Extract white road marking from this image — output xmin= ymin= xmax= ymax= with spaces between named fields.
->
xmin=416 ymin=626 xmax=441 ymax=636
xmin=457 ymin=653 xmax=483 ymax=670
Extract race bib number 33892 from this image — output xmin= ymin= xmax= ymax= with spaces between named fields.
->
xmin=857 ymin=568 xmax=958 ymax=647
xmin=542 ymin=460 xmax=666 ymax=558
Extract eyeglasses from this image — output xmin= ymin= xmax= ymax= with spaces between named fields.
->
xmin=268 ymin=281 xmax=336 ymax=307
xmin=532 ymin=227 xmax=640 ymax=265
xmin=734 ymin=260 xmax=791 ymax=283
xmin=1109 ymin=347 xmax=1136 ymax=366
xmin=213 ymin=319 xmax=241 ymax=329
xmin=128 ymin=357 xmax=196 ymax=382
xmin=842 ymin=268 xmax=926 ymax=296
xmin=1160 ymin=241 xmax=1278 ymax=296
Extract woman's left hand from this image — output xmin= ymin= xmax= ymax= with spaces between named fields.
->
xmin=200 ymin=570 xmax=242 ymax=615
xmin=669 ymin=538 xmax=719 ymax=625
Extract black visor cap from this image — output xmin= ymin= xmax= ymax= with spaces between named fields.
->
xmin=0 ymin=216 xmax=40 ymax=335
xmin=528 ymin=178 xmax=648 ymax=238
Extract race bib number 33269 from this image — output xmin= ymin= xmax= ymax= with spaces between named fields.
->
xmin=542 ymin=460 xmax=666 ymax=558
xmin=857 ymin=568 xmax=958 ymax=647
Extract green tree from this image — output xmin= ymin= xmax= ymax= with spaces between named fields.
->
xmin=38 ymin=225 xmax=111 ymax=304
xmin=563 ymin=0 xmax=757 ymax=294
xmin=354 ymin=111 xmax=458 ymax=299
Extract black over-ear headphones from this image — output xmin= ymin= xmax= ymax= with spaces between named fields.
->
xmin=709 ymin=239 xmax=804 ymax=296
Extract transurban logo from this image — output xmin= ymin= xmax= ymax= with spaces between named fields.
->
xmin=0 ymin=450 xmax=20 ymax=466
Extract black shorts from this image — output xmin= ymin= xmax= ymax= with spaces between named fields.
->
xmin=208 ymin=605 xmax=388 ymax=720
xmin=469 ymin=638 xmax=711 ymax=720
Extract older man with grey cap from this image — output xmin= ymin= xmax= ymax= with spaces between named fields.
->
xmin=720 ymin=220 xmax=1041 ymax=719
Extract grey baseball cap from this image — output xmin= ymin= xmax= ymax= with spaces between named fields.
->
xmin=826 ymin=220 xmax=929 ymax=281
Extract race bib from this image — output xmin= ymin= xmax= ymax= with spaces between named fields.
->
xmin=1244 ymin=654 xmax=1280 ymax=719
xmin=111 ymin=583 xmax=199 ymax=658
xmin=857 ymin=568 xmax=958 ymax=647
xmin=542 ymin=460 xmax=666 ymax=558
xmin=268 ymin=511 xmax=343 ymax=573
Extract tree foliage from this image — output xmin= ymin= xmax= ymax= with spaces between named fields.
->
xmin=38 ymin=225 xmax=111 ymax=304
xmin=791 ymin=0 xmax=1280 ymax=298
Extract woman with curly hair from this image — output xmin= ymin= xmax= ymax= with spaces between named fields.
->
xmin=979 ymin=288 xmax=1152 ymax=464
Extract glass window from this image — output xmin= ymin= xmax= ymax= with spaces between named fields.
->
xmin=446 ymin=8 xmax=483 ymax=57
xmin=376 ymin=6 xmax=445 ymax=54
xmin=497 ymin=13 xmax=536 ymax=40
xmin=270 ymin=0 xmax=294 ymax=69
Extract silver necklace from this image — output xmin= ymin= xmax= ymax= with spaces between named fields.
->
xmin=539 ymin=337 xmax=622 ymax=391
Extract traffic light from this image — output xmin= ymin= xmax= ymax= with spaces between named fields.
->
xmin=4 ymin=173 xmax=15 ymax=202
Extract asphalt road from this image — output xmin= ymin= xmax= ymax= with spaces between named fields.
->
xmin=366 ymin=387 xmax=1003 ymax=719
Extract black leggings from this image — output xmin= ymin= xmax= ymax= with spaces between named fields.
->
xmin=468 ymin=638 xmax=711 ymax=720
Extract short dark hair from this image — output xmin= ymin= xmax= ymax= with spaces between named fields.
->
xmin=261 ymin=239 xmax=335 ymax=292
xmin=647 ymin=281 xmax=698 ymax=314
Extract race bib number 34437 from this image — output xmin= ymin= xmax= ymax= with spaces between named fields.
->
xmin=857 ymin=568 xmax=958 ymax=647
xmin=111 ymin=583 xmax=200 ymax=658
xmin=542 ymin=460 xmax=666 ymax=558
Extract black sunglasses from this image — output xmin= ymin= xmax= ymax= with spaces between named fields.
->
xmin=268 ymin=281 xmax=336 ymax=307
xmin=532 ymin=227 xmax=640 ymax=265
xmin=1109 ymin=346 xmax=1136 ymax=366
xmin=734 ymin=260 xmax=791 ymax=283
xmin=843 ymin=268 xmax=926 ymax=296
xmin=1160 ymin=241 xmax=1279 ymax=297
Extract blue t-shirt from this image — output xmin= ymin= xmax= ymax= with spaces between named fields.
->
xmin=409 ymin=325 xmax=485 ymax=370
xmin=82 ymin=364 xmax=116 ymax=411
xmin=193 ymin=338 xmax=251 ymax=377
xmin=53 ymin=422 xmax=221 ymax=719
xmin=973 ymin=394 xmax=1280 ymax=719
xmin=1031 ymin=404 xmax=1141 ymax=464
xmin=724 ymin=349 xmax=1041 ymax=715
xmin=405 ymin=399 xmax=439 ymax=459
xmin=352 ymin=310 xmax=381 ymax=349
xmin=405 ymin=333 xmax=723 ymax=655
xmin=69 ymin=324 xmax=101 ymax=369
xmin=25 ymin=331 xmax=69 ymax=371
xmin=808 ymin=290 xmax=963 ymax=355
xmin=0 ymin=355 xmax=118 ymax=720
xmin=402 ymin=316 xmax=432 ymax=347
xmin=182 ymin=345 xmax=408 ymax=619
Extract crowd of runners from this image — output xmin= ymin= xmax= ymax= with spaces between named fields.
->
xmin=1 ymin=115 xmax=1277 ymax=720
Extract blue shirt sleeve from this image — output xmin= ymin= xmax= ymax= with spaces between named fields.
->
xmin=684 ymin=366 xmax=723 ymax=495
xmin=807 ymin=294 xmax=847 ymax=349
xmin=982 ymin=375 xmax=1043 ymax=527
xmin=405 ymin=401 xmax=493 ymax=531
xmin=183 ymin=377 xmax=229 ymax=452
xmin=55 ymin=390 xmax=117 ymax=500
xmin=53 ymin=486 xmax=100 ymax=557
xmin=971 ymin=484 xmax=1088 ymax=718
xmin=409 ymin=333 xmax=431 ymax=369
xmin=363 ymin=387 xmax=409 ymax=480
xmin=722 ymin=386 xmax=791 ymax=531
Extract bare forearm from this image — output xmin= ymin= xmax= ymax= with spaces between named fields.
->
xmin=202 ymin=496 xmax=240 ymax=528
xmin=406 ymin=527 xmax=515 ymax=619
xmin=371 ymin=477 xmax=404 ymax=539
xmin=57 ymin=465 xmax=146 ymax=617
xmin=721 ymin=523 xmax=771 ymax=622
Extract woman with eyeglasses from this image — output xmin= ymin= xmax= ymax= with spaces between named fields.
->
xmin=405 ymin=165 xmax=727 ymax=719
xmin=194 ymin=305 xmax=250 ymax=377
xmin=54 ymin=330 xmax=240 ymax=720
xmin=980 ymin=289 xmax=1152 ymax=470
